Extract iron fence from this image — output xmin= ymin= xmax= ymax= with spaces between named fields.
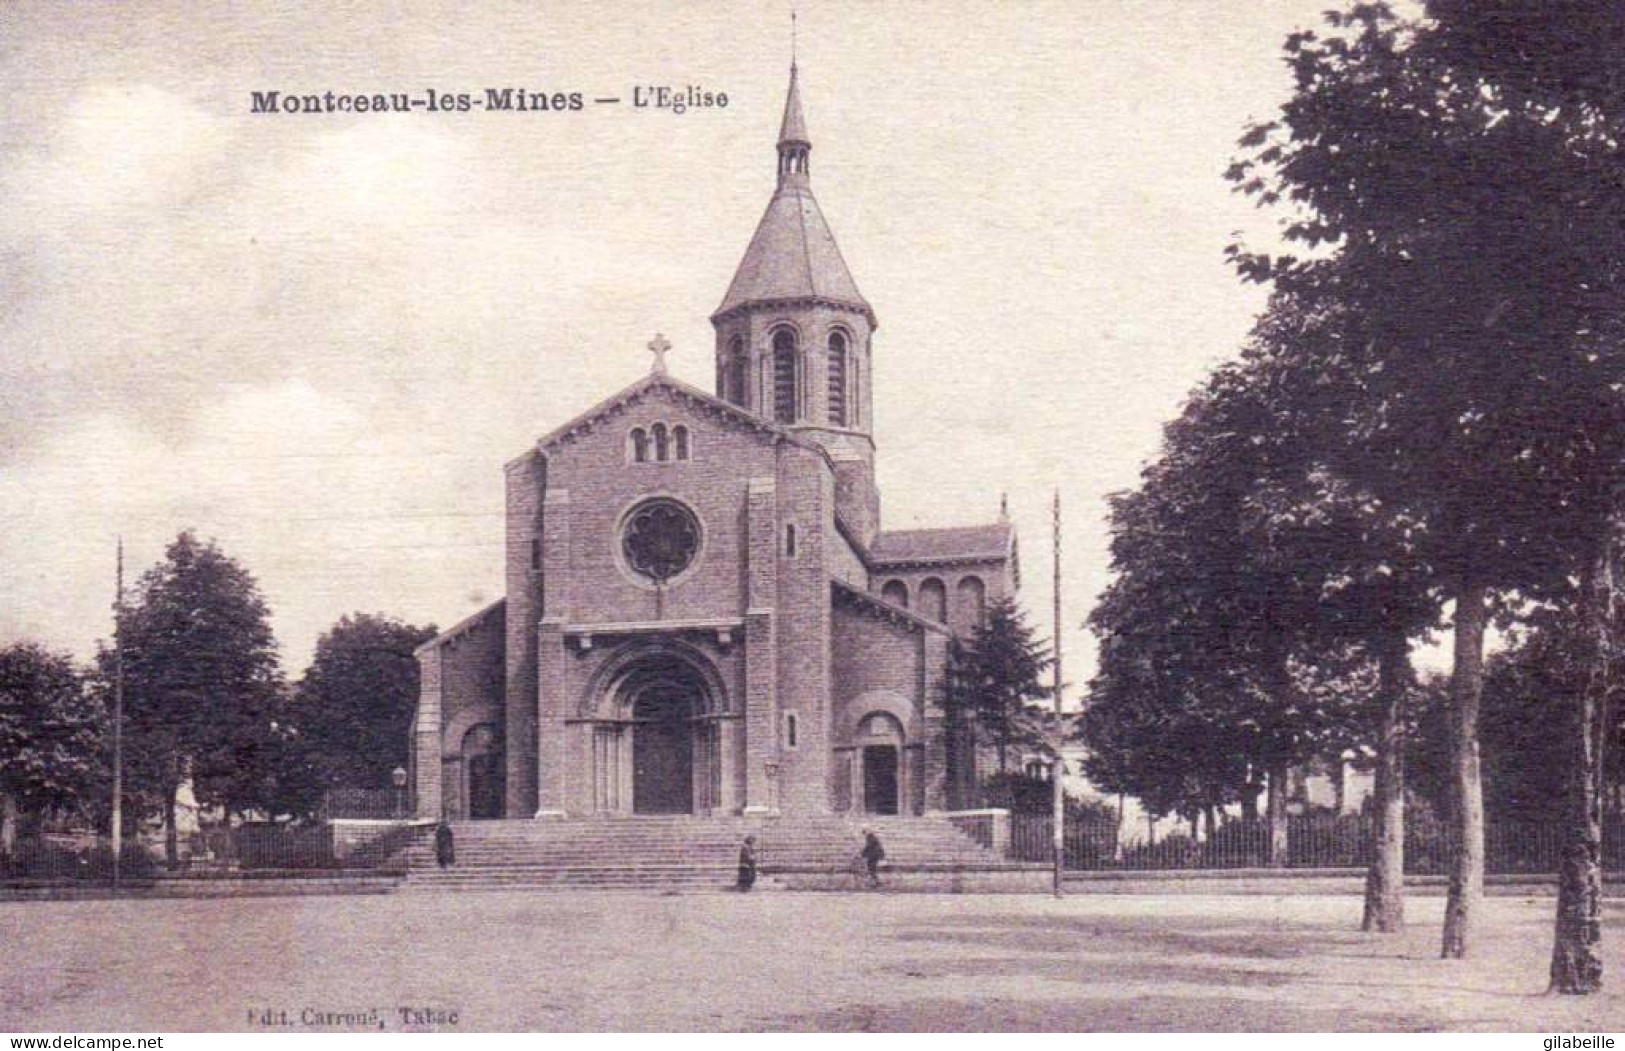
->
xmin=0 ymin=834 xmax=159 ymax=882
xmin=1004 ymin=813 xmax=1625 ymax=874
xmin=321 ymin=787 xmax=411 ymax=820
xmin=0 ymin=819 xmax=424 ymax=880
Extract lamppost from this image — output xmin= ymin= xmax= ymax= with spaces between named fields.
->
xmin=391 ymin=766 xmax=408 ymax=819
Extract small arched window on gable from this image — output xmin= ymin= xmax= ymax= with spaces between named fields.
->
xmin=827 ymin=330 xmax=849 ymax=426
xmin=881 ymin=579 xmax=909 ymax=609
xmin=785 ymin=523 xmax=797 ymax=557
xmin=772 ymin=328 xmax=798 ymax=424
xmin=629 ymin=427 xmax=649 ymax=463
xmin=652 ymin=422 xmax=670 ymax=462
xmin=726 ymin=336 xmax=748 ymax=408
xmin=673 ymin=425 xmax=690 ymax=461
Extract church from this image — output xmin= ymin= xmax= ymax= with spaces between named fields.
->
xmin=410 ymin=64 xmax=1017 ymax=823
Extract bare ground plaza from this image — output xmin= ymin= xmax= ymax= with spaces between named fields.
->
xmin=3 ymin=890 xmax=1623 ymax=1033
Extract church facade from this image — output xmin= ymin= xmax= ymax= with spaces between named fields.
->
xmin=410 ymin=66 xmax=1017 ymax=822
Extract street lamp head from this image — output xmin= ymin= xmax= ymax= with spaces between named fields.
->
xmin=391 ymin=766 xmax=408 ymax=789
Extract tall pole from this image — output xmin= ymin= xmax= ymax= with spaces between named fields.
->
xmin=112 ymin=537 xmax=124 ymax=891
xmin=1052 ymin=489 xmax=1064 ymax=898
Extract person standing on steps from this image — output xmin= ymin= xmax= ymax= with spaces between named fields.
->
xmin=736 ymin=834 xmax=758 ymax=892
xmin=860 ymin=827 xmax=886 ymax=889
xmin=434 ymin=821 xmax=455 ymax=869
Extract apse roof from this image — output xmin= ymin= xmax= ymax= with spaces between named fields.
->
xmin=870 ymin=523 xmax=1014 ymax=566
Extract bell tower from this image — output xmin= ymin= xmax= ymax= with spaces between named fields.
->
xmin=711 ymin=62 xmax=880 ymax=544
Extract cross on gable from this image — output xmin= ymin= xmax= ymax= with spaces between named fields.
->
xmin=647 ymin=333 xmax=672 ymax=375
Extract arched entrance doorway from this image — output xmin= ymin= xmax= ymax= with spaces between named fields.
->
xmin=462 ymin=723 xmax=505 ymax=820
xmin=591 ymin=650 xmax=722 ymax=815
xmin=857 ymin=712 xmax=905 ymax=816
xmin=631 ymin=680 xmax=697 ymax=814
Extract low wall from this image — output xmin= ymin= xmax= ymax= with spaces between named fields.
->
xmin=1060 ymin=869 xmax=1625 ymax=896
xmin=771 ymin=863 xmax=1050 ymax=893
xmin=0 ymin=870 xmax=401 ymax=902
xmin=330 ymin=819 xmax=432 ymax=866
xmin=938 ymin=808 xmax=1012 ymax=857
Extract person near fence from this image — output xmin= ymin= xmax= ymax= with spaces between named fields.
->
xmin=860 ymin=828 xmax=886 ymax=889
xmin=736 ymin=834 xmax=757 ymax=892
xmin=434 ymin=821 xmax=455 ymax=869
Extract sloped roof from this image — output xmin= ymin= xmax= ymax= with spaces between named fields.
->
xmin=414 ymin=598 xmax=506 ymax=657
xmin=714 ymin=184 xmax=870 ymax=321
xmin=831 ymin=580 xmax=952 ymax=637
xmin=870 ymin=522 xmax=1013 ymax=566
xmin=528 ymin=370 xmax=783 ymax=457
xmin=713 ymin=64 xmax=871 ymax=324
xmin=519 ymin=367 xmax=844 ymax=480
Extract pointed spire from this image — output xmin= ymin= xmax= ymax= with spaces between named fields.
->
xmin=780 ymin=6 xmax=807 ymax=147
xmin=778 ymin=61 xmax=809 ymax=147
xmin=775 ymin=52 xmax=811 ymax=188
xmin=713 ymin=35 xmax=872 ymax=326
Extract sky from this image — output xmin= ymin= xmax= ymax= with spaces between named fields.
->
xmin=0 ymin=0 xmax=1342 ymax=688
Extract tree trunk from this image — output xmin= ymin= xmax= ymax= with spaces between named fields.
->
xmin=1203 ymin=802 xmax=1218 ymax=841
xmin=1550 ymin=539 xmax=1611 ymax=994
xmin=1442 ymin=578 xmax=1488 ymax=959
xmin=1363 ymin=632 xmax=1410 ymax=934
xmin=1240 ymin=781 xmax=1261 ymax=821
xmin=0 ymin=790 xmax=17 ymax=860
xmin=163 ymin=783 xmax=179 ymax=870
xmin=1266 ymin=763 xmax=1289 ymax=868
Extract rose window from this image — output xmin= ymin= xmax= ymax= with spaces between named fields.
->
xmin=621 ymin=499 xmax=701 ymax=583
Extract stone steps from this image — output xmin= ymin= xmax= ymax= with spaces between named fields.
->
xmin=402 ymin=814 xmax=1008 ymax=893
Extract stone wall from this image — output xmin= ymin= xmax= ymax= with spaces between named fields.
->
xmin=773 ymin=442 xmax=832 ymax=814
xmin=412 ymin=601 xmax=505 ymax=820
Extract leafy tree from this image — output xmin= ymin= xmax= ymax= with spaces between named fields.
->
xmin=1410 ymin=606 xmax=1625 ymax=829
xmin=289 ymin=613 xmax=437 ymax=796
xmin=949 ymin=596 xmax=1050 ymax=777
xmin=0 ymin=643 xmax=105 ymax=857
xmin=1242 ymin=297 xmax=1437 ymax=929
xmin=1084 ymin=351 xmax=1398 ymax=867
xmin=1479 ymin=623 xmax=1590 ymax=826
xmin=94 ymin=531 xmax=285 ymax=866
xmin=1227 ymin=2 xmax=1625 ymax=968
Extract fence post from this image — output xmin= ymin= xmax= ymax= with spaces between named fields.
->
xmin=991 ymin=809 xmax=1012 ymax=859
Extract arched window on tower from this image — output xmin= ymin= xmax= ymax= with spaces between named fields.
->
xmin=827 ymin=330 xmax=849 ymax=426
xmin=629 ymin=427 xmax=648 ymax=463
xmin=772 ymin=329 xmax=798 ymax=424
xmin=726 ymin=336 xmax=747 ymax=408
xmin=673 ymin=425 xmax=690 ymax=461
xmin=652 ymin=422 xmax=670 ymax=462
